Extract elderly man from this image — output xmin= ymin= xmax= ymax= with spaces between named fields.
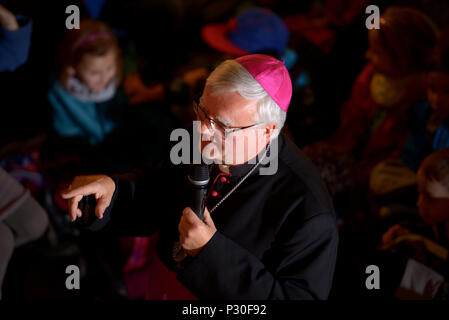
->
xmin=62 ymin=54 xmax=338 ymax=300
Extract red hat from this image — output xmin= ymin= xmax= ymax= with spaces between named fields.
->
xmin=236 ymin=54 xmax=292 ymax=112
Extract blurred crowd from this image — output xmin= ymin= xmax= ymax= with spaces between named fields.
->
xmin=1 ymin=0 xmax=449 ymax=300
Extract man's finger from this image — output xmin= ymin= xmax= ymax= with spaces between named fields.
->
xmin=203 ymin=207 xmax=214 ymax=226
xmin=183 ymin=207 xmax=201 ymax=224
xmin=61 ymin=183 xmax=98 ymax=199
xmin=69 ymin=195 xmax=83 ymax=221
xmin=178 ymin=216 xmax=192 ymax=237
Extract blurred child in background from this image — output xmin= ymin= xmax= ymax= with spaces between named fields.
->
xmin=49 ymin=19 xmax=123 ymax=147
xmin=427 ymin=27 xmax=449 ymax=152
xmin=47 ymin=18 xmax=175 ymax=175
xmin=379 ymin=148 xmax=449 ymax=299
xmin=370 ymin=26 xmax=449 ymax=207
xmin=305 ymin=7 xmax=438 ymax=206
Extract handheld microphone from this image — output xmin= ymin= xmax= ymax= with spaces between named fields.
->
xmin=188 ymin=164 xmax=210 ymax=220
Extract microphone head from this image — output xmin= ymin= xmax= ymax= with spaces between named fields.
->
xmin=188 ymin=164 xmax=210 ymax=186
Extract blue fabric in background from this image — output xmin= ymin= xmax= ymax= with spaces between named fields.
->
xmin=227 ymin=8 xmax=290 ymax=58
xmin=401 ymin=101 xmax=449 ymax=171
xmin=433 ymin=121 xmax=449 ymax=151
xmin=282 ymin=48 xmax=298 ymax=71
xmin=48 ymin=81 xmax=118 ymax=146
xmin=83 ymin=0 xmax=106 ymax=19
xmin=401 ymin=101 xmax=431 ymax=172
xmin=0 ymin=15 xmax=32 ymax=72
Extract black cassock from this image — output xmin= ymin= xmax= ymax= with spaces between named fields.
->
xmin=102 ymin=133 xmax=338 ymax=299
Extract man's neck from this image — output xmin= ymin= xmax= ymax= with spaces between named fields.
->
xmin=218 ymin=164 xmax=231 ymax=174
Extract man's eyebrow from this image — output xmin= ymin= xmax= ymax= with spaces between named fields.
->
xmin=216 ymin=115 xmax=231 ymax=127
xmin=199 ymin=97 xmax=232 ymax=127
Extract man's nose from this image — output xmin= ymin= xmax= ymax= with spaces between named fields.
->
xmin=199 ymin=120 xmax=213 ymax=135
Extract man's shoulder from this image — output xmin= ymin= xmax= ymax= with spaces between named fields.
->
xmin=273 ymin=134 xmax=334 ymax=215
xmin=276 ymin=134 xmax=325 ymax=185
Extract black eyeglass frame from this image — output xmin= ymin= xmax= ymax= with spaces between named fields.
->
xmin=193 ymin=100 xmax=264 ymax=138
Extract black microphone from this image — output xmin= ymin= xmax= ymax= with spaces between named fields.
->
xmin=76 ymin=194 xmax=110 ymax=231
xmin=188 ymin=164 xmax=210 ymax=220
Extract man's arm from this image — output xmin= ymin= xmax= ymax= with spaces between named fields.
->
xmin=107 ymin=164 xmax=188 ymax=235
xmin=62 ymin=162 xmax=186 ymax=236
xmin=177 ymin=210 xmax=339 ymax=300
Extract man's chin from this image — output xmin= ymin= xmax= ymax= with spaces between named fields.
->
xmin=200 ymin=141 xmax=222 ymax=163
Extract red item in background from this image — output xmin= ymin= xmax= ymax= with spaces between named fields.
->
xmin=284 ymin=14 xmax=335 ymax=54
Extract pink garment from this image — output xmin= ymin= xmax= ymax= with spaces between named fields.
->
xmin=121 ymin=233 xmax=197 ymax=300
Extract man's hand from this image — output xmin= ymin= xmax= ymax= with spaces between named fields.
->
xmin=0 ymin=5 xmax=19 ymax=31
xmin=60 ymin=175 xmax=116 ymax=222
xmin=178 ymin=207 xmax=217 ymax=257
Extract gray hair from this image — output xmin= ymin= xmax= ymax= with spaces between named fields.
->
xmin=205 ymin=59 xmax=287 ymax=139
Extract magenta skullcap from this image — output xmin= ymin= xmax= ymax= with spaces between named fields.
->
xmin=236 ymin=54 xmax=292 ymax=112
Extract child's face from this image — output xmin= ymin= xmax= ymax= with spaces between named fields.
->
xmin=74 ymin=49 xmax=117 ymax=93
xmin=416 ymin=168 xmax=449 ymax=224
xmin=365 ymin=30 xmax=398 ymax=77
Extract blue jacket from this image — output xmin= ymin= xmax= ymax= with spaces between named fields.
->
xmin=48 ymin=81 xmax=123 ymax=145
xmin=401 ymin=102 xmax=449 ymax=171
xmin=433 ymin=120 xmax=449 ymax=151
xmin=0 ymin=15 xmax=32 ymax=72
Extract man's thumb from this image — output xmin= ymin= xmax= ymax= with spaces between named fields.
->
xmin=203 ymin=207 xmax=214 ymax=226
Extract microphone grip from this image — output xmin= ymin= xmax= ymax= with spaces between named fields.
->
xmin=77 ymin=195 xmax=110 ymax=231
xmin=192 ymin=186 xmax=208 ymax=221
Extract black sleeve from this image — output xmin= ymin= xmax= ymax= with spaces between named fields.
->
xmin=176 ymin=211 xmax=339 ymax=300
xmin=103 ymin=164 xmax=187 ymax=236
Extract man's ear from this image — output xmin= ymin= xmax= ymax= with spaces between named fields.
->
xmin=264 ymin=123 xmax=276 ymax=140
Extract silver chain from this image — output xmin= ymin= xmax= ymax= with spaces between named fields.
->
xmin=209 ymin=145 xmax=269 ymax=213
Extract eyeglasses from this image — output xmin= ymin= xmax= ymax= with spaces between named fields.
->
xmin=193 ymin=100 xmax=263 ymax=138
